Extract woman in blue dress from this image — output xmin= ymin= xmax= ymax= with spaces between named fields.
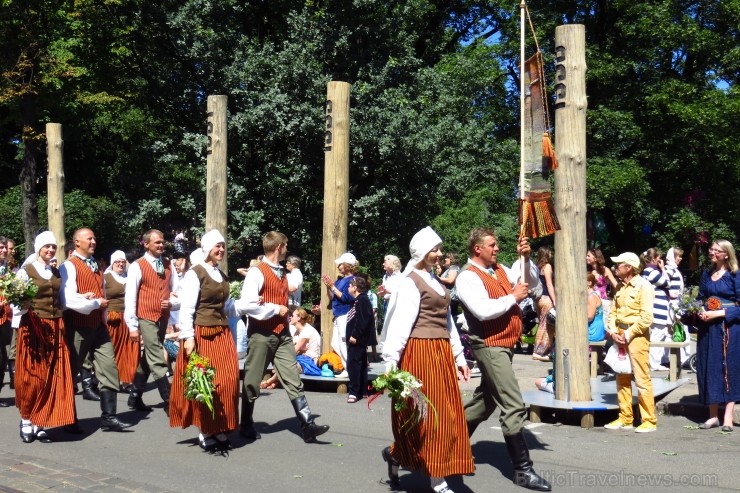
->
xmin=696 ymin=239 xmax=740 ymax=432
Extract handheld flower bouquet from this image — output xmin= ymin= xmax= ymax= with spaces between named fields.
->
xmin=229 ymin=281 xmax=243 ymax=299
xmin=183 ymin=351 xmax=216 ymax=416
xmin=370 ymin=368 xmax=437 ymax=432
xmin=677 ymin=286 xmax=702 ymax=315
xmin=0 ymin=271 xmax=38 ymax=307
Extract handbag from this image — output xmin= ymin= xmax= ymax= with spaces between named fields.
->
xmin=671 ymin=321 xmax=686 ymax=343
xmin=668 ymin=305 xmax=686 ymax=342
xmin=604 ymin=344 xmax=632 ymax=374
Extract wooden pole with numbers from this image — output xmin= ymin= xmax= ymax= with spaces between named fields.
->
xmin=552 ymin=25 xmax=590 ymax=416
xmin=320 ymin=81 xmax=351 ymax=354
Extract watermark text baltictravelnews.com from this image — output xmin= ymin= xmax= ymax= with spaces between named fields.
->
xmin=531 ymin=471 xmax=718 ymax=488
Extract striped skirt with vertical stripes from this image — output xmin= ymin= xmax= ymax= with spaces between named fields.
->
xmin=169 ymin=325 xmax=239 ymax=435
xmin=390 ymin=338 xmax=475 ymax=477
xmin=106 ymin=310 xmax=140 ymax=383
xmin=15 ymin=315 xmax=76 ymax=428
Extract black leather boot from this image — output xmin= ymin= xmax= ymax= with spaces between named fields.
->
xmin=504 ymin=432 xmax=552 ymax=491
xmin=239 ymin=397 xmax=260 ymax=439
xmin=81 ymin=369 xmax=101 ymax=401
xmin=155 ymin=377 xmax=171 ymax=417
xmin=291 ymin=395 xmax=329 ymax=443
xmin=100 ymin=390 xmax=133 ymax=432
xmin=128 ymin=374 xmax=152 ymax=412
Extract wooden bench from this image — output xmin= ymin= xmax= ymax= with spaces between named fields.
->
xmin=589 ymin=340 xmax=606 ymax=379
xmin=650 ymin=340 xmax=690 ymax=382
xmin=589 ymin=340 xmax=690 ymax=382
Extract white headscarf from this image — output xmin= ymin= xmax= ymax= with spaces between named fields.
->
xmin=189 ymin=248 xmax=205 ymax=266
xmin=666 ymin=247 xmax=678 ymax=268
xmin=105 ymin=250 xmax=128 ymax=276
xmin=201 ymin=229 xmax=226 ymax=256
xmin=403 ymin=226 xmax=443 ymax=275
xmin=34 ymin=231 xmax=57 ymax=255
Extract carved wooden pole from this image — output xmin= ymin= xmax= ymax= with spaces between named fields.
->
xmin=320 ymin=81 xmax=350 ymax=354
xmin=46 ymin=123 xmax=66 ymax=262
xmin=206 ymin=95 xmax=228 ymax=273
xmin=553 ymin=25 xmax=590 ymax=412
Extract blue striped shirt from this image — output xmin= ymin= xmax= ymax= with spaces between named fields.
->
xmin=642 ymin=266 xmax=670 ymax=324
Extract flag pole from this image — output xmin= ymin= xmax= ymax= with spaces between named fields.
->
xmin=519 ymin=0 xmax=527 ymax=280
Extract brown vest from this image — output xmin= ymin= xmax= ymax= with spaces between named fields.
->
xmin=461 ymin=264 xmax=522 ymax=348
xmin=408 ymin=271 xmax=451 ymax=339
xmin=192 ymin=264 xmax=229 ymax=327
xmin=248 ymin=262 xmax=288 ymax=336
xmin=25 ymin=264 xmax=63 ymax=319
xmin=104 ymin=272 xmax=126 ymax=313
xmin=135 ymin=257 xmax=172 ymax=322
xmin=64 ymin=256 xmax=104 ymax=329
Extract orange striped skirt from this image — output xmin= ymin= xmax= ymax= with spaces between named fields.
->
xmin=390 ymin=338 xmax=474 ymax=477
xmin=15 ymin=314 xmax=76 ymax=428
xmin=169 ymin=325 xmax=239 ymax=435
xmin=106 ymin=310 xmax=140 ymax=383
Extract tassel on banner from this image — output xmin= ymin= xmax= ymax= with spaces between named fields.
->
xmin=519 ymin=198 xmax=561 ymax=239
xmin=542 ymin=131 xmax=558 ymax=170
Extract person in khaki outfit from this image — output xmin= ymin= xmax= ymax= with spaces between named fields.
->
xmin=605 ymin=252 xmax=657 ymax=433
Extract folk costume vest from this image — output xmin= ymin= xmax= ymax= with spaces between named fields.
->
xmin=64 ymin=256 xmax=104 ymax=329
xmin=248 ymin=262 xmax=288 ymax=336
xmin=192 ymin=264 xmax=230 ymax=327
xmin=408 ymin=271 xmax=451 ymax=340
xmin=461 ymin=264 xmax=522 ymax=348
xmin=104 ymin=272 xmax=125 ymax=313
xmin=135 ymin=257 xmax=172 ymax=323
xmin=25 ymin=264 xmax=63 ymax=319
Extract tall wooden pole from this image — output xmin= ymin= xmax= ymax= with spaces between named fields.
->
xmin=46 ymin=123 xmax=66 ymax=262
xmin=206 ymin=95 xmax=228 ymax=273
xmin=320 ymin=81 xmax=350 ymax=354
xmin=553 ymin=25 xmax=590 ymax=406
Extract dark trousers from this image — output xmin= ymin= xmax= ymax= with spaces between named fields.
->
xmin=346 ymin=343 xmax=367 ymax=398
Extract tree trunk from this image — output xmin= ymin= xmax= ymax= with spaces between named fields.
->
xmin=20 ymin=93 xmax=39 ymax=259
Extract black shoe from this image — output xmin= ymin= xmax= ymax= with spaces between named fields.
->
xmin=64 ymin=423 xmax=84 ymax=434
xmin=600 ymin=373 xmax=616 ymax=382
xmin=301 ymin=422 xmax=330 ymax=443
xmin=33 ymin=426 xmax=52 ymax=443
xmin=199 ymin=435 xmax=219 ymax=452
xmin=239 ymin=424 xmax=261 ymax=440
xmin=214 ymin=433 xmax=232 ymax=449
xmin=19 ymin=422 xmax=35 ymax=443
xmin=101 ymin=415 xmax=133 ymax=432
xmin=381 ymin=446 xmax=400 ymax=489
xmin=0 ymin=399 xmax=9 ymax=408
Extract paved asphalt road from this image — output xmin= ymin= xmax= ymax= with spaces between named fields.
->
xmin=0 ymin=349 xmax=737 ymax=493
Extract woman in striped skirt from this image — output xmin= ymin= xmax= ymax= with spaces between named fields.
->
xmin=15 ymin=231 xmax=76 ymax=443
xmin=169 ymin=230 xmax=239 ymax=451
xmin=104 ymin=250 xmax=139 ymax=391
xmin=381 ymin=227 xmax=474 ymax=493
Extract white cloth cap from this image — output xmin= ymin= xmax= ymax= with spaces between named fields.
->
xmin=34 ymin=231 xmax=57 ymax=255
xmin=110 ymin=250 xmax=126 ymax=265
xmin=189 ymin=249 xmax=205 ymax=266
xmin=611 ymin=252 xmax=640 ymax=269
xmin=201 ymin=229 xmax=226 ymax=255
xmin=335 ymin=252 xmax=357 ymax=265
xmin=404 ymin=226 xmax=442 ymax=274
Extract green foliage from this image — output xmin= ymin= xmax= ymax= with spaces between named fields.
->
xmin=0 ymin=0 xmax=738 ymax=281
